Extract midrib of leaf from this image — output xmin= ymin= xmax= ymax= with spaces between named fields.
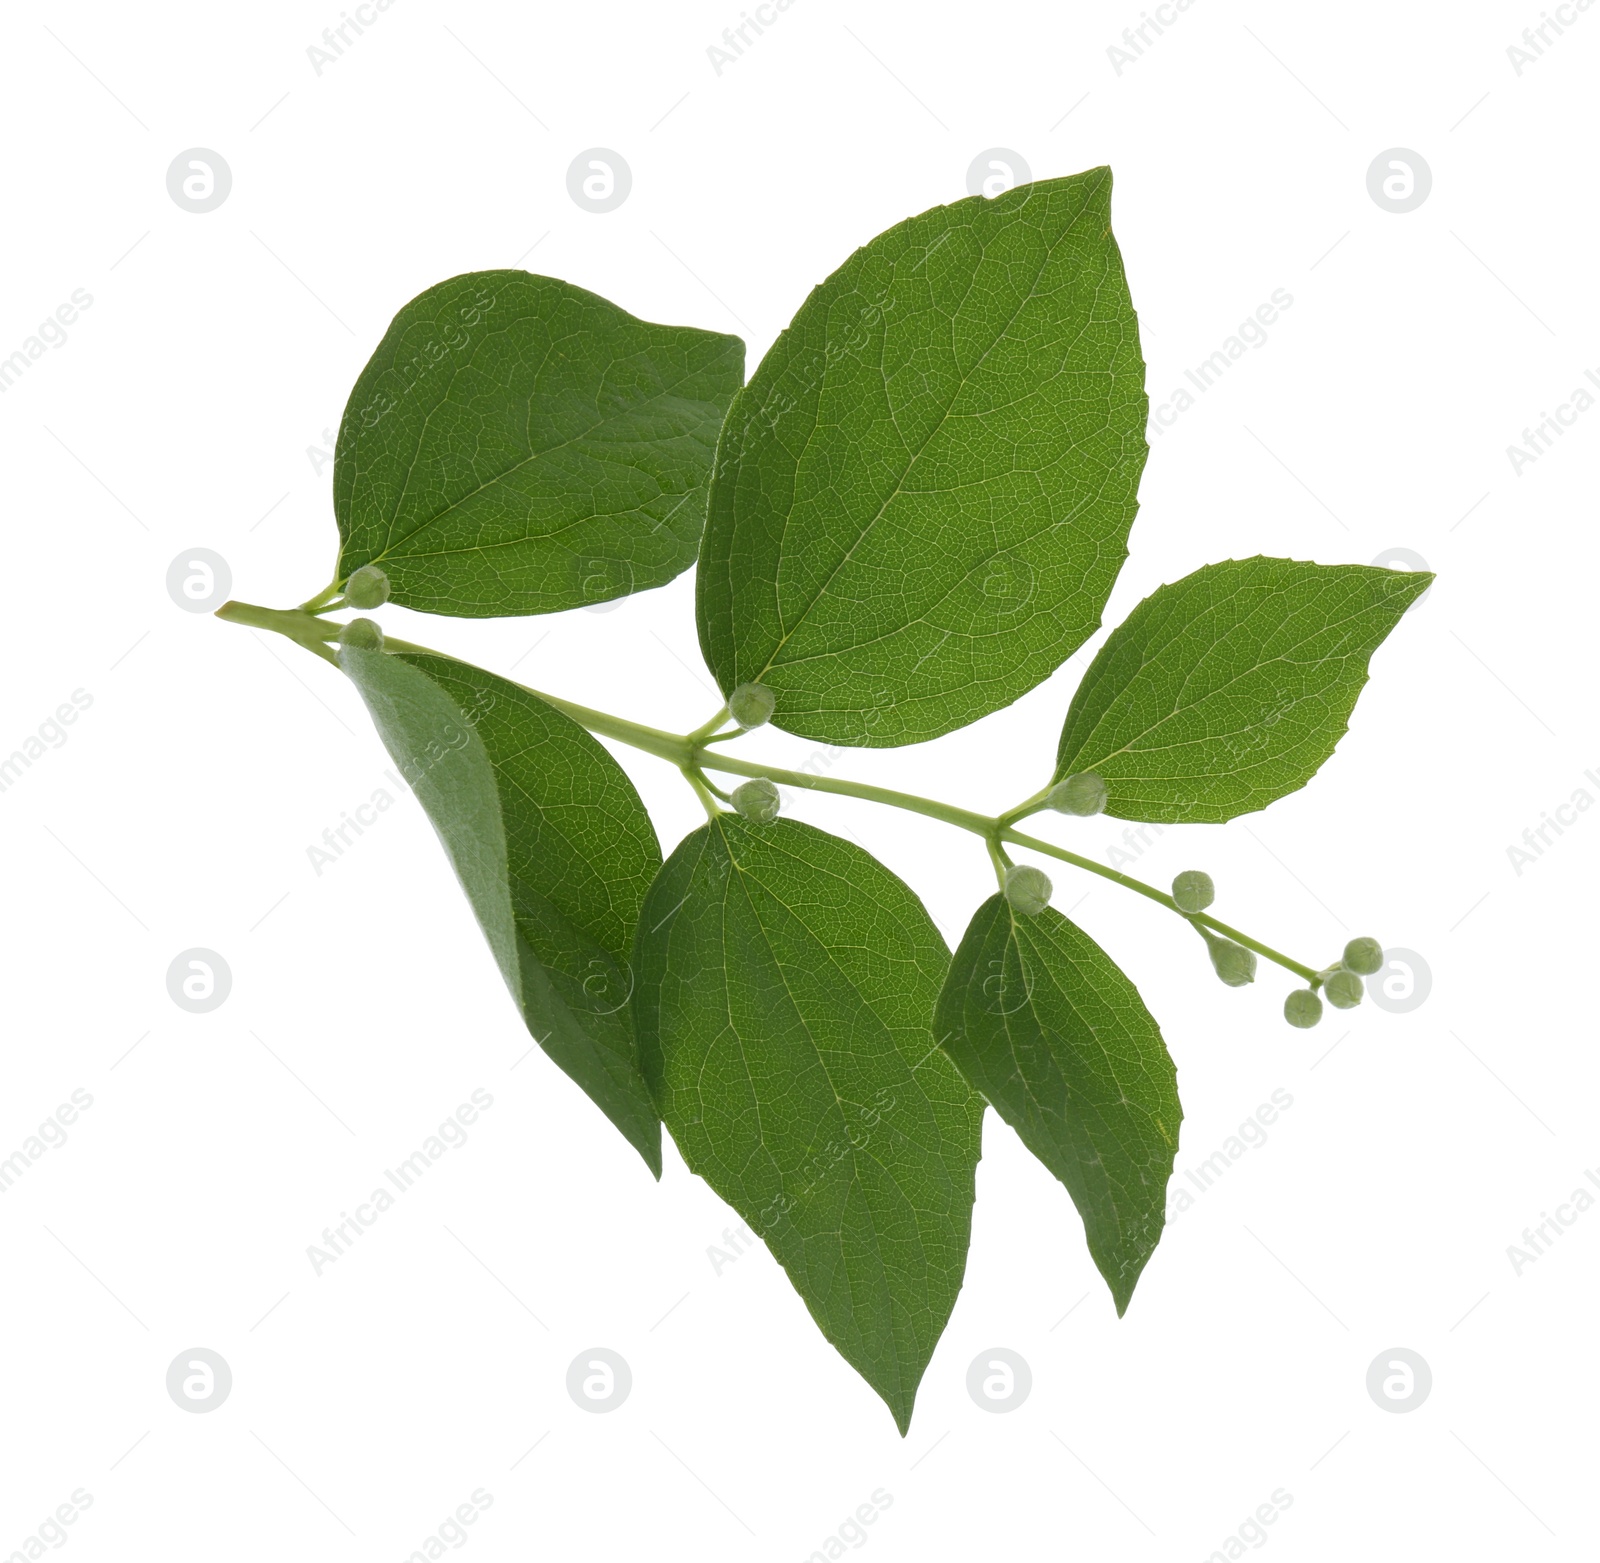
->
xmin=1066 ymin=578 xmax=1406 ymax=772
xmin=765 ymin=521 xmax=1099 ymax=675
xmin=714 ymin=820 xmax=942 ymax=1411
xmin=725 ymin=819 xmax=928 ymax=1134
xmin=1001 ymin=912 xmax=1174 ymax=1277
xmin=361 ymin=355 xmax=716 ymax=567
xmin=746 ymin=218 xmax=1068 ymax=686
xmin=760 ymin=452 xmax=1126 ymax=680
xmin=358 ymin=656 xmax=523 ymax=999
xmin=461 ymin=703 xmax=614 ymax=994
xmin=995 ymin=911 xmax=1166 ymax=1147
xmin=713 ymin=833 xmax=776 ymax=1191
xmin=381 ymin=489 xmax=698 ymax=568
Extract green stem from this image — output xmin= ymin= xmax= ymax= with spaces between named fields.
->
xmin=479 ymin=665 xmax=995 ymax=836
xmin=997 ymin=784 xmax=1053 ymax=828
xmin=682 ymin=767 xmax=725 ymax=820
xmin=566 ymin=702 xmax=1317 ymax=977
xmin=687 ymin=704 xmax=732 ymax=742
xmin=215 ymin=600 xmax=341 ymax=650
xmin=355 ymin=636 xmax=697 ymax=768
xmin=704 ymin=778 xmax=735 ymax=803
xmin=999 ymin=825 xmax=1319 ymax=982
xmin=298 ymin=581 xmax=345 ymax=614
xmin=691 ymin=749 xmax=996 ymax=836
xmin=217 ymin=601 xmax=1319 ymax=983
xmin=513 ymin=683 xmax=696 ymax=767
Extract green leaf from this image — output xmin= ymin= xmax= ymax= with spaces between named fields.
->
xmin=342 ymin=646 xmax=662 ymax=1175
xmin=334 ymin=271 xmax=744 ymax=617
xmin=935 ymin=895 xmax=1179 ymax=1314
xmin=633 ymin=816 xmax=982 ymax=1432
xmin=697 ymin=167 xmax=1147 ymax=747
xmin=1053 ymin=556 xmax=1433 ymax=823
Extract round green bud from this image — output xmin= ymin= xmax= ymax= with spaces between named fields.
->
xmin=1047 ymin=772 xmax=1108 ymax=817
xmin=1204 ymin=931 xmax=1257 ymax=988
xmin=731 ymin=777 xmax=780 ymax=825
xmin=1342 ymin=936 xmax=1383 ymax=976
xmin=1003 ymin=864 xmax=1053 ymax=916
xmin=344 ymin=564 xmax=390 ymax=609
xmin=728 ymin=682 xmax=776 ymax=730
xmin=1284 ymin=988 xmax=1323 ymax=1029
xmin=1171 ymin=870 xmax=1215 ymax=915
xmin=1323 ymin=969 xmax=1364 ymax=1009
xmin=339 ymin=617 xmax=384 ymax=652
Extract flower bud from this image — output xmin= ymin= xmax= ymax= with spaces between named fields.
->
xmin=1047 ymin=772 xmax=1108 ymax=817
xmin=339 ymin=617 xmax=384 ymax=652
xmin=1342 ymin=936 xmax=1383 ymax=976
xmin=1171 ymin=870 xmax=1215 ymax=914
xmin=728 ymin=682 xmax=776 ymax=730
xmin=1203 ymin=930 xmax=1256 ymax=987
xmin=344 ymin=564 xmax=390 ymax=609
xmin=1323 ymin=969 xmax=1364 ymax=1009
xmin=731 ymin=777 xmax=780 ymax=825
xmin=1284 ymin=988 xmax=1323 ymax=1029
xmin=1003 ymin=864 xmax=1052 ymax=916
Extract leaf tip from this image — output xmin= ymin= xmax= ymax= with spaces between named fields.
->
xmin=1096 ymin=1242 xmax=1154 ymax=1319
xmin=1106 ymin=1267 xmax=1140 ymax=1319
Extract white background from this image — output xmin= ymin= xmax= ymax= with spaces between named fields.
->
xmin=2 ymin=1 xmax=1596 ymax=1558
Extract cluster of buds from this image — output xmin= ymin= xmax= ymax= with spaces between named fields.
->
xmin=1283 ymin=937 xmax=1383 ymax=1030
xmin=1168 ymin=864 xmax=1383 ymax=1030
